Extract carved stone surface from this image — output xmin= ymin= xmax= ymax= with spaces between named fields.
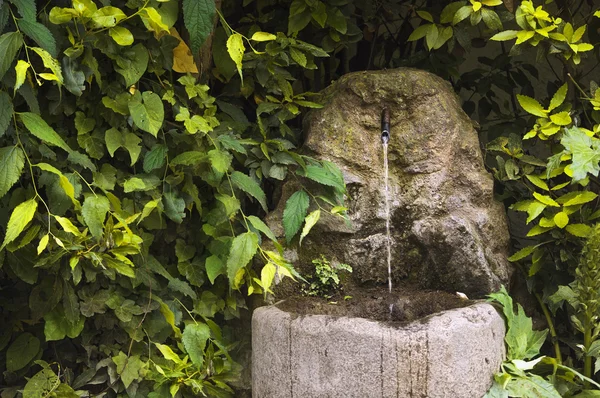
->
xmin=252 ymin=303 xmax=505 ymax=398
xmin=267 ymin=68 xmax=512 ymax=297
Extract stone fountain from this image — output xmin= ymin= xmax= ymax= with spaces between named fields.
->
xmin=252 ymin=68 xmax=512 ymax=397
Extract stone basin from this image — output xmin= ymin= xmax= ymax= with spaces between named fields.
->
xmin=252 ymin=302 xmax=505 ymax=398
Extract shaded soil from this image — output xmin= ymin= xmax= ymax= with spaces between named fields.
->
xmin=276 ymin=283 xmax=472 ymax=324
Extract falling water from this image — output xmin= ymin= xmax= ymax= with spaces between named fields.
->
xmin=381 ymin=108 xmax=393 ymax=318
xmin=383 ymin=142 xmax=392 ymax=296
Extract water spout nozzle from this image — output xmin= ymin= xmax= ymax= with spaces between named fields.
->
xmin=381 ymin=108 xmax=390 ymax=144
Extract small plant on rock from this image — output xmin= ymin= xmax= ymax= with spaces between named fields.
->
xmin=301 ymin=255 xmax=352 ymax=299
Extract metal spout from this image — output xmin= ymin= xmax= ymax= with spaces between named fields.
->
xmin=381 ymin=108 xmax=390 ymax=144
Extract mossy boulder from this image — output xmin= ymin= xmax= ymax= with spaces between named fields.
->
xmin=268 ymin=68 xmax=512 ymax=298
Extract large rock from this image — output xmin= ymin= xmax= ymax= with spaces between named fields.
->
xmin=252 ymin=303 xmax=505 ymax=398
xmin=267 ymin=68 xmax=511 ymax=297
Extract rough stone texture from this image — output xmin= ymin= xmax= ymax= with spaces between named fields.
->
xmin=266 ymin=68 xmax=511 ymax=298
xmin=252 ymin=303 xmax=505 ymax=398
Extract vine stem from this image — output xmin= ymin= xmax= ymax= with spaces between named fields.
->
xmin=534 ymin=292 xmax=562 ymax=364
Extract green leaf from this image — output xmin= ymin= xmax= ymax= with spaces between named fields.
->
xmin=517 ymin=95 xmax=547 ymax=117
xmin=226 ymin=232 xmax=258 ymax=288
xmin=299 ymin=209 xmax=320 ymax=245
xmin=128 ymin=91 xmax=164 ymax=137
xmin=20 ymin=112 xmax=71 ymax=153
xmin=168 ymin=278 xmax=197 ymax=299
xmin=143 ymin=144 xmax=167 ymax=173
xmin=19 ymin=20 xmax=57 ymax=57
xmin=251 ymin=31 xmax=276 ymax=41
xmin=481 ymin=8 xmax=502 ymax=30
xmin=508 ymin=245 xmax=538 ymax=262
xmin=231 ymin=171 xmax=268 ymax=211
xmin=112 ymin=352 xmax=145 ymax=388
xmin=533 ymin=192 xmax=560 ymax=207
xmin=453 ymin=5 xmax=473 ymax=25
xmin=10 ymin=0 xmax=36 ymax=21
xmin=155 ymin=343 xmax=182 ymax=363
xmin=182 ymin=323 xmax=210 ymax=367
xmin=205 ymin=255 xmax=224 ymax=284
xmin=226 ymin=33 xmax=245 ymax=81
xmin=0 ymin=91 xmax=13 ymax=137
xmin=1 ymin=198 xmax=37 ymax=251
xmin=408 ymin=24 xmax=431 ymax=42
xmin=109 ymin=26 xmax=134 ymax=46
xmin=559 ymin=191 xmax=598 ymax=206
xmin=490 ymin=30 xmax=518 ymax=41
xmin=561 ymin=127 xmax=600 ymax=181
xmin=300 ymin=164 xmax=345 ymax=192
xmin=182 ymin=0 xmax=216 ymax=54
xmin=170 ymin=151 xmax=205 ymax=166
xmin=549 ymin=111 xmax=571 ymax=126
xmin=0 ymin=32 xmax=23 ymax=81
xmin=207 ymin=149 xmax=231 ymax=173
xmin=6 ymin=332 xmax=40 ymax=372
xmin=247 ymin=215 xmax=278 ymax=244
xmin=163 ymin=190 xmax=186 ymax=223
xmin=566 ymin=223 xmax=592 ymax=237
xmin=23 ymin=367 xmax=59 ymax=398
xmin=0 ymin=146 xmax=25 ymax=199
xmin=554 ymin=212 xmax=569 ymax=228
xmin=115 ymin=44 xmax=148 ymax=86
xmin=82 ymin=195 xmax=110 ymax=239
xmin=283 ymin=190 xmax=310 ymax=243
xmin=31 ymin=47 xmax=62 ymax=83
xmin=548 ymin=83 xmax=568 ymax=111
xmin=525 ymin=175 xmax=549 ymax=191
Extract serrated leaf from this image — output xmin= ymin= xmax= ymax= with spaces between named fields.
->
xmin=112 ymin=352 xmax=145 ymax=389
xmin=231 ymin=171 xmax=267 ymax=211
xmin=247 ymin=215 xmax=278 ymax=244
xmin=508 ymin=245 xmax=537 ymax=262
xmin=525 ymin=175 xmax=549 ymax=191
xmin=0 ymin=91 xmax=12 ymax=138
xmin=283 ymin=190 xmax=310 ymax=243
xmin=533 ymin=192 xmax=560 ymax=207
xmin=182 ymin=323 xmax=210 ymax=367
xmin=31 ymin=47 xmax=62 ymax=83
xmin=182 ymin=0 xmax=215 ymax=53
xmin=227 ymin=33 xmax=244 ymax=82
xmin=54 ymin=216 xmax=81 ymax=236
xmin=517 ymin=94 xmax=547 ymax=117
xmin=10 ymin=0 xmax=36 ymax=21
xmin=550 ymin=111 xmax=571 ymax=126
xmin=82 ymin=195 xmax=110 ymax=239
xmin=20 ymin=112 xmax=71 ymax=153
xmin=566 ymin=223 xmax=592 ymax=237
xmin=128 ymin=91 xmax=164 ymax=137
xmin=0 ymin=32 xmax=23 ymax=81
xmin=0 ymin=146 xmax=25 ymax=199
xmin=155 ymin=343 xmax=182 ymax=363
xmin=1 ymin=198 xmax=37 ymax=251
xmin=170 ymin=150 xmax=205 ymax=166
xmin=548 ymin=83 xmax=568 ymax=111
xmin=6 ymin=332 xmax=39 ymax=372
xmin=207 ymin=149 xmax=231 ymax=173
xmin=226 ymin=232 xmax=258 ymax=288
xmin=19 ymin=20 xmax=57 ymax=57
xmin=299 ymin=209 xmax=320 ymax=245
xmin=300 ymin=164 xmax=345 ymax=192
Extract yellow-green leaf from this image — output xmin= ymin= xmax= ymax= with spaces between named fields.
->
xmin=566 ymin=223 xmax=592 ymax=237
xmin=260 ymin=262 xmax=276 ymax=296
xmin=54 ymin=216 xmax=81 ymax=236
xmin=508 ymin=245 xmax=537 ymax=262
xmin=155 ymin=343 xmax=182 ymax=363
xmin=527 ymin=225 xmax=553 ymax=237
xmin=517 ymin=94 xmax=547 ymax=117
xmin=299 ymin=209 xmax=320 ymax=246
xmin=526 ymin=201 xmax=546 ymax=223
xmin=109 ymin=26 xmax=134 ymax=46
xmin=533 ymin=192 xmax=560 ymax=207
xmin=251 ymin=31 xmax=276 ymax=41
xmin=226 ymin=33 xmax=245 ymax=82
xmin=548 ymin=83 xmax=567 ymax=111
xmin=1 ymin=198 xmax=38 ymax=251
xmin=37 ymin=234 xmax=49 ymax=255
xmin=549 ymin=111 xmax=571 ymax=126
xmin=525 ymin=175 xmax=549 ymax=191
xmin=554 ymin=212 xmax=569 ymax=228
xmin=14 ymin=60 xmax=30 ymax=94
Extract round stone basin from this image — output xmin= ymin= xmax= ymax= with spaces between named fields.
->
xmin=252 ymin=302 xmax=505 ymax=398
